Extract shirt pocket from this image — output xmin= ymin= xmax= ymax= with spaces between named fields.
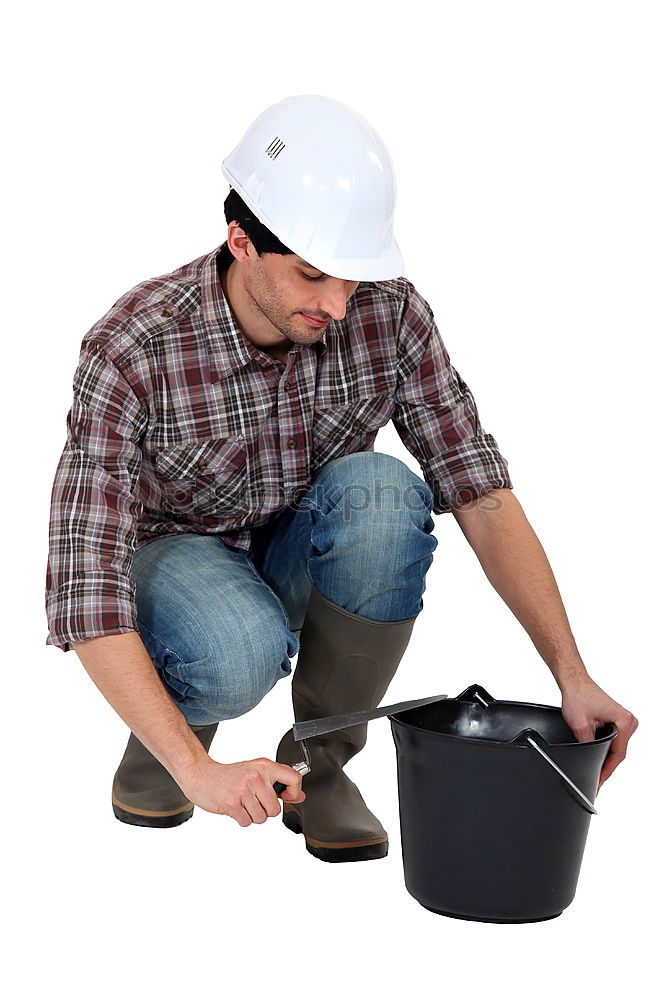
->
xmin=311 ymin=394 xmax=395 ymax=472
xmin=154 ymin=436 xmax=248 ymax=518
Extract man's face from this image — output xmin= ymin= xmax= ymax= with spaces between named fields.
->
xmin=244 ymin=243 xmax=361 ymax=347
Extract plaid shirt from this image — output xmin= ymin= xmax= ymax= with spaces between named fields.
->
xmin=45 ymin=243 xmax=512 ymax=652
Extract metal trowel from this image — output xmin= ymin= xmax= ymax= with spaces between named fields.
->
xmin=272 ymin=692 xmax=448 ymax=795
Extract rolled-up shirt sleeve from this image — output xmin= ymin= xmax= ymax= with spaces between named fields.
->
xmin=45 ymin=341 xmax=147 ymax=652
xmin=392 ymin=281 xmax=513 ymax=513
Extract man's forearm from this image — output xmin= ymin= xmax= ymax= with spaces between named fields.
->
xmin=71 ymin=630 xmax=210 ymax=784
xmin=452 ymin=488 xmax=588 ymax=691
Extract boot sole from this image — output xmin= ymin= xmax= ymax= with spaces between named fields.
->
xmin=112 ymin=797 xmax=194 ymax=829
xmin=282 ymin=808 xmax=389 ymax=863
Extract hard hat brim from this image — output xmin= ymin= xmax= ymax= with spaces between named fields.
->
xmin=221 ymin=165 xmax=404 ymax=283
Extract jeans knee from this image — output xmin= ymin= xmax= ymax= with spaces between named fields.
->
xmin=307 ymin=452 xmax=432 ymax=522
xmin=191 ymin=627 xmax=294 ymax=721
xmin=310 ymin=452 xmax=433 ymax=530
xmin=304 ymin=453 xmax=438 ymax=616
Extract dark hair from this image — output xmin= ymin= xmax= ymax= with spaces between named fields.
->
xmin=223 ymin=186 xmax=294 ymax=258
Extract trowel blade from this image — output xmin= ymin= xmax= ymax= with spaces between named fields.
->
xmin=291 ymin=693 xmax=449 ymax=742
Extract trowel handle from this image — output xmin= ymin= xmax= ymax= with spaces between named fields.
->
xmin=273 ymin=760 xmax=310 ymax=799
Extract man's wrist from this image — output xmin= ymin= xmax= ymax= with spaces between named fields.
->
xmin=550 ymin=656 xmax=590 ymax=693
xmin=167 ymin=732 xmax=213 ymax=788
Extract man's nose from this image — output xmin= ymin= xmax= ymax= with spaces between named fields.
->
xmin=318 ymin=279 xmax=352 ymax=321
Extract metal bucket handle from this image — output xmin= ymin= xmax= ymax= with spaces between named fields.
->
xmin=514 ymin=727 xmax=597 ymax=815
xmin=465 ymin=685 xmax=598 ymax=816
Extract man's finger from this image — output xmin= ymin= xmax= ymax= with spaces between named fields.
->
xmin=572 ymin=720 xmax=597 ymax=742
xmin=598 ymin=743 xmax=624 ymax=787
xmin=257 ymin=781 xmax=282 ymax=818
xmin=598 ymin=713 xmax=638 ymax=788
xmin=230 ymin=807 xmax=252 ymax=828
xmin=240 ymin=794 xmax=266 ymax=825
xmin=271 ymin=761 xmax=305 ymax=800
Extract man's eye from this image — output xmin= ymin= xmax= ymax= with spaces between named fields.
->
xmin=301 ymin=272 xmax=324 ymax=282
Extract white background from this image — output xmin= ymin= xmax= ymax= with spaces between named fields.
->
xmin=2 ymin=1 xmax=663 ymax=996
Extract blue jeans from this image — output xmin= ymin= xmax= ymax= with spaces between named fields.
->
xmin=130 ymin=452 xmax=438 ymax=726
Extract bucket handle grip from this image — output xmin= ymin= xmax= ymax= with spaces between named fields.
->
xmin=517 ymin=728 xmax=597 ymax=815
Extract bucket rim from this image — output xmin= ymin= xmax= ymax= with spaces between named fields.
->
xmin=388 ymin=696 xmax=618 ymax=750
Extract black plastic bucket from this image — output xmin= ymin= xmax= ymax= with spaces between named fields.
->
xmin=389 ymin=683 xmax=617 ymax=923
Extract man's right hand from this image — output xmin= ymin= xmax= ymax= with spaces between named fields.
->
xmin=71 ymin=633 xmax=305 ymax=827
xmin=179 ymin=757 xmax=306 ymax=827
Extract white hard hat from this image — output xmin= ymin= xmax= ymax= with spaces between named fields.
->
xmin=221 ymin=94 xmax=404 ymax=282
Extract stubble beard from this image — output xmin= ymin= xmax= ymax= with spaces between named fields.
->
xmin=248 ymin=277 xmax=323 ymax=348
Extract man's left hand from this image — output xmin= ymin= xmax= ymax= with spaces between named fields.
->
xmin=560 ymin=674 xmax=639 ymax=790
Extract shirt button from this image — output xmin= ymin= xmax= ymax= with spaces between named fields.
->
xmin=197 ymin=459 xmax=208 ymax=470
xmin=291 ymin=487 xmax=306 ymax=502
xmin=287 ymin=439 xmax=296 ymax=449
xmin=162 ymin=305 xmax=176 ymax=318
xmin=352 ymin=422 xmax=361 ymax=432
xmin=283 ymin=380 xmax=291 ymax=391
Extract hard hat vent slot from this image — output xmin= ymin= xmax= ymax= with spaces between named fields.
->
xmin=265 ymin=137 xmax=286 ymax=160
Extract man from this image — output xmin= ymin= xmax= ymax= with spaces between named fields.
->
xmin=45 ymin=94 xmax=637 ymax=862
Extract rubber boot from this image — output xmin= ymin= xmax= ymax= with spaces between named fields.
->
xmin=112 ymin=723 xmax=218 ymax=828
xmin=276 ymin=583 xmax=417 ymax=862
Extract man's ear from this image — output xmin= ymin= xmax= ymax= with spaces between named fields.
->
xmin=227 ymin=223 xmax=255 ymax=262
